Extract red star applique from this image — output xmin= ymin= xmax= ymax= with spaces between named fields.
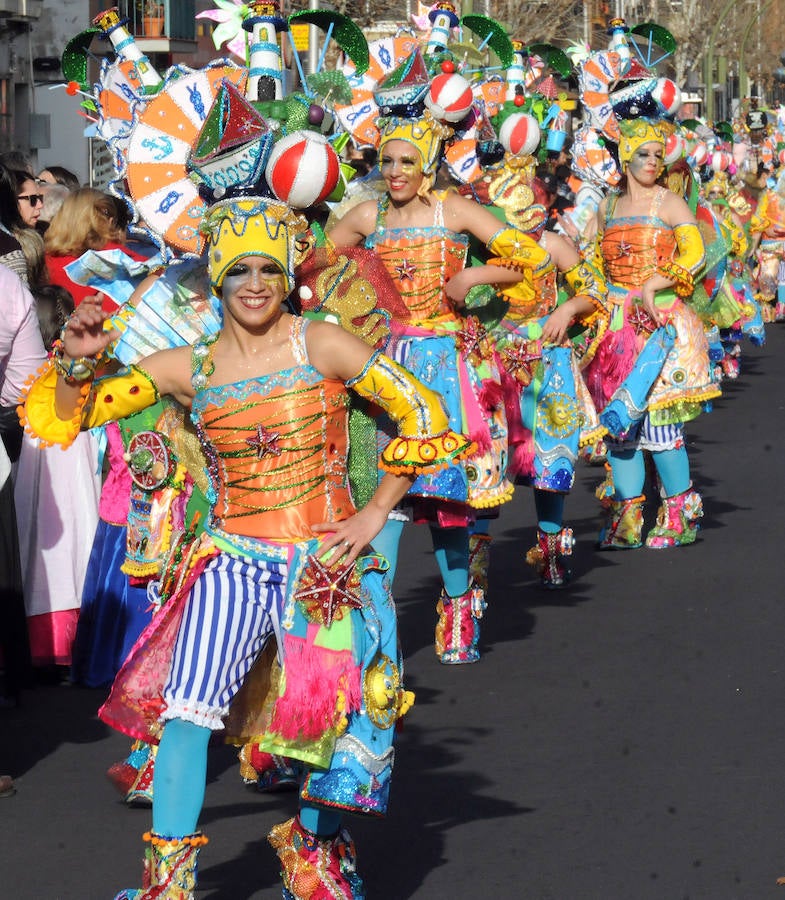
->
xmin=246 ymin=424 xmax=282 ymax=459
xmin=394 ymin=258 xmax=417 ymax=281
xmin=628 ymin=306 xmax=656 ymax=336
xmin=456 ymin=316 xmax=489 ymax=364
xmin=295 ymin=554 xmax=363 ymax=628
xmin=501 ymin=340 xmax=541 ymax=387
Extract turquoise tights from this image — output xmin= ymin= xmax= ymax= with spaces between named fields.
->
xmin=152 ymin=719 xmax=342 ymax=838
xmin=533 ymin=489 xmax=565 ymax=534
xmin=371 ymin=519 xmax=469 ymax=597
xmin=609 ymin=445 xmax=691 ymax=499
xmin=152 ymin=718 xmax=210 ymax=836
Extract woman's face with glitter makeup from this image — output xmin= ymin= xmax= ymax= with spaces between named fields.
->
xmin=626 ymin=141 xmax=664 ymax=184
xmin=220 ymin=256 xmax=287 ymax=330
xmin=379 ymin=139 xmax=425 ymax=201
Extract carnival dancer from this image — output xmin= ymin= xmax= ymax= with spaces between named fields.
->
xmin=702 ymin=170 xmax=764 ymax=378
xmin=20 ymin=196 xmax=473 ymax=899
xmin=328 ymin=110 xmax=550 ymax=661
xmin=749 ymin=168 xmax=785 ymax=321
xmin=460 ymin=162 xmax=608 ymax=588
xmin=584 ymin=118 xmax=720 ymax=549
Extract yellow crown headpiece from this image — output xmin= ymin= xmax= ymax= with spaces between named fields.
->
xmin=705 ymin=170 xmax=729 ymax=198
xmin=201 ymin=198 xmax=311 ymax=294
xmin=617 ymin=118 xmax=667 ymax=167
xmin=377 ymin=110 xmax=453 ymax=175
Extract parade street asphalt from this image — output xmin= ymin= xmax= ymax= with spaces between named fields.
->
xmin=3 ymin=324 xmax=785 ymax=900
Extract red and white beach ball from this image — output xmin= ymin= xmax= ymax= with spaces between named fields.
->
xmin=425 ymin=72 xmax=474 ymax=123
xmin=664 ymin=132 xmax=686 ymax=165
xmin=709 ymin=150 xmax=731 ymax=172
xmin=498 ymin=113 xmax=541 ymax=157
xmin=265 ymin=130 xmax=340 ymax=207
xmin=689 ymin=141 xmax=708 ymax=167
xmin=652 ymin=78 xmax=682 ymax=117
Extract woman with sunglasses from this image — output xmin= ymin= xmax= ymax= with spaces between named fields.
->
xmin=8 ymin=170 xmax=48 ymax=289
xmin=15 ymin=176 xmax=44 ymax=229
xmin=0 ymin=167 xmax=47 ymax=288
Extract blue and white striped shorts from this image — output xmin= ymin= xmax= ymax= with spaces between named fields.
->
xmin=610 ymin=416 xmax=684 ymax=453
xmin=162 ymin=553 xmax=284 ymax=730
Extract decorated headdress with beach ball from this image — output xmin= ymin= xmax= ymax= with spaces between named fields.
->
xmin=331 ymin=1 xmax=577 ymax=195
xmin=59 ymin=2 xmax=372 ymax=260
xmin=575 ymin=19 xmax=683 ymax=188
xmin=54 ymin=1 xmax=379 ymax=366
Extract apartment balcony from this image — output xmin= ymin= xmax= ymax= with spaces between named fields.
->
xmin=118 ymin=0 xmax=198 ymax=55
xmin=0 ymin=0 xmax=42 ymax=18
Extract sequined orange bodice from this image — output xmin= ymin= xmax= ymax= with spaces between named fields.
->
xmin=601 ymin=218 xmax=676 ymax=289
xmin=193 ymin=369 xmax=355 ymax=542
xmin=365 ymin=198 xmax=468 ymax=322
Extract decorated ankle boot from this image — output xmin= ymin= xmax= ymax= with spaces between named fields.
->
xmin=526 ymin=527 xmax=575 ymax=588
xmin=268 ymin=815 xmax=365 ymax=900
xmin=114 ymin=831 xmax=207 ymax=899
xmin=434 ymin=586 xmax=486 ymax=664
xmin=238 ymin=743 xmax=302 ymax=793
xmin=597 ymin=495 xmax=645 ymax=549
xmin=594 ymin=463 xmax=614 ymax=502
xmin=645 ymin=487 xmax=703 ymax=549
xmin=107 ymin=740 xmax=150 ymax=799
xmin=468 ymin=532 xmax=492 ymax=595
xmin=125 ymin=742 xmax=157 ymax=806
xmin=720 ymin=351 xmax=740 ymax=379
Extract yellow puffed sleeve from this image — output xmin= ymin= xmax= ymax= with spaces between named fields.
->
xmin=654 ymin=222 xmax=706 ymax=298
xmin=485 ymin=226 xmax=552 ymax=308
xmin=20 ymin=363 xmax=159 ymax=449
xmin=672 ymin=223 xmax=706 ymax=275
xmin=563 ymin=258 xmax=608 ymax=322
xmin=722 ymin=214 xmax=748 ymax=258
xmin=749 ymin=192 xmax=771 ymax=235
xmin=346 ymin=352 xmax=475 ymax=474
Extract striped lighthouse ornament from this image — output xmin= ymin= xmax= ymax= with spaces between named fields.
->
xmin=92 ymin=7 xmax=162 ymax=94
xmin=505 ymin=40 xmax=527 ymax=102
xmin=243 ymin=0 xmax=287 ymax=103
xmin=425 ymin=1 xmax=460 ymax=57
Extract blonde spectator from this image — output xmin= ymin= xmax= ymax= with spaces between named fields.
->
xmin=45 ymin=188 xmax=148 ymax=310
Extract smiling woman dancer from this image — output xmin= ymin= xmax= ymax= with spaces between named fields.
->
xmin=21 ymin=196 xmax=473 ymax=900
xmin=585 ymin=118 xmax=720 ymax=550
xmin=329 ymin=111 xmax=549 ymax=663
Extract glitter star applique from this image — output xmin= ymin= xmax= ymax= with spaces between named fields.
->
xmin=394 ymin=258 xmax=417 ymax=281
xmin=616 ymin=238 xmax=633 ymax=258
xmin=246 ymin=424 xmax=282 ymax=459
xmin=455 ymin=316 xmax=489 ymax=365
xmin=628 ymin=305 xmax=656 ymax=336
xmin=501 ymin=339 xmax=541 ymax=387
xmin=294 ymin=555 xmax=363 ymax=628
